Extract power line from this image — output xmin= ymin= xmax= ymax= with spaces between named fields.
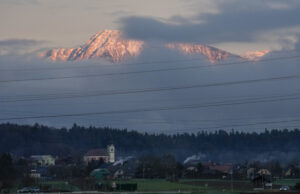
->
xmin=0 ymin=57 xmax=209 ymax=72
xmin=1 ymin=74 xmax=300 ymax=103
xmin=0 ymin=108 xmax=278 ymax=126
xmin=1 ymin=93 xmax=299 ymax=123
xmin=1 ymin=55 xmax=300 ymax=84
xmin=1 ymin=93 xmax=300 ymax=121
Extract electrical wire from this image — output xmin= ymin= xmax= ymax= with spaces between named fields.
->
xmin=1 ymin=93 xmax=300 ymax=121
xmin=1 ymin=74 xmax=299 ymax=103
xmin=1 ymin=55 xmax=300 ymax=84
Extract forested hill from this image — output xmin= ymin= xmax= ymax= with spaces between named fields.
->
xmin=0 ymin=123 xmax=300 ymax=161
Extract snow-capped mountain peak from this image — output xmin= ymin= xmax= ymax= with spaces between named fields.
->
xmin=40 ymin=30 xmax=144 ymax=62
xmin=40 ymin=30 xmax=269 ymax=63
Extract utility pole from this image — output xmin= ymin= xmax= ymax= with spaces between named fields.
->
xmin=142 ymin=163 xmax=145 ymax=179
xmin=230 ymin=169 xmax=233 ymax=192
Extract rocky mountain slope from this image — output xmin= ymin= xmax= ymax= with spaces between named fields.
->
xmin=40 ymin=30 xmax=267 ymax=63
xmin=40 ymin=30 xmax=144 ymax=62
xmin=166 ymin=43 xmax=232 ymax=63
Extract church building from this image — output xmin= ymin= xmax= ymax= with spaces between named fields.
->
xmin=84 ymin=144 xmax=115 ymax=164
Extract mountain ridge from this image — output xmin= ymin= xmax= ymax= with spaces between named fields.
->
xmin=40 ymin=30 xmax=268 ymax=63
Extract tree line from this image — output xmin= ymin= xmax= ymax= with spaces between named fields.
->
xmin=0 ymin=123 xmax=299 ymax=161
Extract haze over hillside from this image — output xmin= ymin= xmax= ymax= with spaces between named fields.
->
xmin=40 ymin=30 xmax=269 ymax=63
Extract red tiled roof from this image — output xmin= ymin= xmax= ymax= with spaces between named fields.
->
xmin=202 ymin=162 xmax=215 ymax=167
xmin=208 ymin=165 xmax=232 ymax=173
xmin=85 ymin=149 xmax=108 ymax=156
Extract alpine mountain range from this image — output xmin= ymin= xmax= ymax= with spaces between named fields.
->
xmin=40 ymin=30 xmax=270 ymax=63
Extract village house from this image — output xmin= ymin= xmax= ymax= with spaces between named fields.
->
xmin=30 ymin=155 xmax=55 ymax=166
xmin=257 ymin=169 xmax=271 ymax=176
xmin=201 ymin=162 xmax=233 ymax=174
xmin=284 ymin=165 xmax=300 ymax=177
xmin=29 ymin=169 xmax=41 ymax=179
xmin=84 ymin=144 xmax=115 ymax=164
xmin=108 ymin=157 xmax=138 ymax=179
xmin=28 ymin=167 xmax=50 ymax=179
xmin=207 ymin=164 xmax=233 ymax=174
xmin=247 ymin=167 xmax=255 ymax=179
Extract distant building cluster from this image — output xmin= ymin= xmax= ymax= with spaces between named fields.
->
xmin=4 ymin=143 xmax=300 ymax=192
xmin=25 ymin=144 xmax=116 ymax=179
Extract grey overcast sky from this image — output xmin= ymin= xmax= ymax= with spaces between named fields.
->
xmin=0 ymin=0 xmax=210 ymax=47
xmin=0 ymin=0 xmax=299 ymax=54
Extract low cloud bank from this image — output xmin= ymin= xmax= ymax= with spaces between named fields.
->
xmin=0 ymin=43 xmax=300 ymax=133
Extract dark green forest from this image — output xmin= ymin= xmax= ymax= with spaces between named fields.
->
xmin=0 ymin=123 xmax=299 ymax=162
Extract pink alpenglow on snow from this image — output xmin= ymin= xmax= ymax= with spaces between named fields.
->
xmin=41 ymin=30 xmax=271 ymax=64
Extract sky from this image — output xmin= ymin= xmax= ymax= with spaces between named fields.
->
xmin=0 ymin=0 xmax=206 ymax=50
xmin=1 ymin=0 xmax=299 ymax=54
xmin=0 ymin=0 xmax=300 ymax=133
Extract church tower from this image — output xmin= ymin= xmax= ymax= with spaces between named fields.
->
xmin=107 ymin=144 xmax=115 ymax=163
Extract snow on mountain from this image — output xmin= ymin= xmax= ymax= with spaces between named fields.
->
xmin=40 ymin=30 xmax=144 ymax=62
xmin=40 ymin=30 xmax=267 ymax=63
xmin=242 ymin=50 xmax=271 ymax=61
xmin=166 ymin=43 xmax=233 ymax=63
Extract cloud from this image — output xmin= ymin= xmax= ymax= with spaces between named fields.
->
xmin=1 ymin=0 xmax=41 ymax=5
xmin=120 ymin=0 xmax=300 ymax=45
xmin=296 ymin=38 xmax=300 ymax=49
xmin=0 ymin=39 xmax=48 ymax=55
xmin=0 ymin=39 xmax=46 ymax=47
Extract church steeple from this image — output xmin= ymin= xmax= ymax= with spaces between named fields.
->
xmin=107 ymin=144 xmax=115 ymax=163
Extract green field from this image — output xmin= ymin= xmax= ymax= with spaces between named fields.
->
xmin=35 ymin=178 xmax=300 ymax=193
xmin=39 ymin=180 xmax=80 ymax=192
xmin=116 ymin=178 xmax=300 ymax=193
xmin=180 ymin=179 xmax=249 ymax=183
xmin=273 ymin=179 xmax=300 ymax=187
xmin=116 ymin=179 xmax=240 ymax=193
xmin=117 ymin=179 xmax=201 ymax=191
